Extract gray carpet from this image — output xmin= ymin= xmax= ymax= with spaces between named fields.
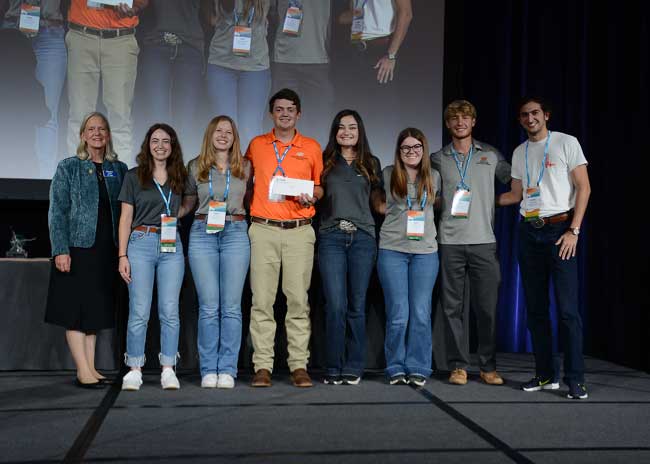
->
xmin=1 ymin=354 xmax=649 ymax=463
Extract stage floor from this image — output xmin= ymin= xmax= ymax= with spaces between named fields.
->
xmin=1 ymin=353 xmax=650 ymax=463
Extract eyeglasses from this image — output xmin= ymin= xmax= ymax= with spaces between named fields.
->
xmin=400 ymin=143 xmax=423 ymax=154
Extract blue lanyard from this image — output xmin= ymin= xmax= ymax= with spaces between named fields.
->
xmin=406 ymin=189 xmax=427 ymax=211
xmin=451 ymin=144 xmax=473 ymax=190
xmin=272 ymin=142 xmax=291 ymax=177
xmin=525 ymin=131 xmax=552 ymax=188
xmin=234 ymin=5 xmax=255 ymax=26
xmin=154 ymin=180 xmax=172 ymax=216
xmin=209 ymin=168 xmax=230 ymax=202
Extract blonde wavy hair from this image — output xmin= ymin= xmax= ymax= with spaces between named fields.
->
xmin=75 ymin=112 xmax=118 ymax=162
xmin=196 ymin=115 xmax=246 ymax=182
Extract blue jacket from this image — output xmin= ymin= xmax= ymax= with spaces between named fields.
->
xmin=48 ymin=156 xmax=128 ymax=257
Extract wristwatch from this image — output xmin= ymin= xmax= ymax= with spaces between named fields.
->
xmin=570 ymin=227 xmax=580 ymax=236
xmin=387 ymin=52 xmax=397 ymax=60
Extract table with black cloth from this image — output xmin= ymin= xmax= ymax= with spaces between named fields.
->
xmin=1 ymin=258 xmax=117 ymax=370
xmin=2 ymin=256 xmax=459 ymax=373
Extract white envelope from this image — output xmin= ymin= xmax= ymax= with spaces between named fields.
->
xmin=269 ymin=176 xmax=314 ymax=197
xmin=91 ymin=0 xmax=133 ymax=7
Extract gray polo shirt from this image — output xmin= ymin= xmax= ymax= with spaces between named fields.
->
xmin=118 ymin=169 xmax=185 ymax=229
xmin=431 ymin=140 xmax=511 ymax=245
xmin=141 ymin=0 xmax=204 ymax=53
xmin=272 ymin=0 xmax=330 ymax=64
xmin=379 ymin=166 xmax=441 ymax=254
xmin=208 ymin=0 xmax=271 ymax=71
xmin=186 ymin=158 xmax=251 ymax=215
xmin=5 ymin=0 xmax=63 ymax=24
xmin=319 ymin=154 xmax=381 ymax=238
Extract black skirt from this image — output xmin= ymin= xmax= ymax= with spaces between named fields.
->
xmin=45 ymin=164 xmax=117 ymax=331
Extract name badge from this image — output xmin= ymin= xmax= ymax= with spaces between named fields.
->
xmin=207 ymin=200 xmax=227 ymax=234
xmin=524 ymin=186 xmax=542 ymax=221
xmin=268 ymin=176 xmax=286 ymax=202
xmin=351 ymin=8 xmax=364 ymax=42
xmin=283 ymin=6 xmax=303 ymax=35
xmin=19 ymin=4 xmax=40 ymax=35
xmin=406 ymin=211 xmax=425 ymax=240
xmin=233 ymin=26 xmax=252 ymax=55
xmin=160 ymin=215 xmax=177 ymax=253
xmin=451 ymin=189 xmax=472 ymax=218
xmin=103 ymin=170 xmax=117 ymax=178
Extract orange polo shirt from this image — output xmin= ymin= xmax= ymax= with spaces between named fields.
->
xmin=69 ymin=0 xmax=139 ymax=29
xmin=247 ymin=129 xmax=323 ymax=220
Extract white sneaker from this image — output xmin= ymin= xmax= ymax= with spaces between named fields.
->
xmin=161 ymin=368 xmax=180 ymax=390
xmin=122 ymin=370 xmax=143 ymax=391
xmin=217 ymin=373 xmax=235 ymax=389
xmin=201 ymin=373 xmax=218 ymax=388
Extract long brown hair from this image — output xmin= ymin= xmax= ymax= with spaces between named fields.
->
xmin=321 ymin=109 xmax=379 ymax=185
xmin=390 ymin=128 xmax=435 ymax=203
xmin=136 ymin=123 xmax=187 ymax=195
xmin=196 ymin=115 xmax=246 ymax=182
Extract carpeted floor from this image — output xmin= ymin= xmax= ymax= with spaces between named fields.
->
xmin=1 ymin=353 xmax=649 ymax=463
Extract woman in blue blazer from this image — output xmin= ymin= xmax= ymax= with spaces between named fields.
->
xmin=45 ymin=112 xmax=128 ymax=388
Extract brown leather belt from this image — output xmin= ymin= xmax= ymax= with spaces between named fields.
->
xmin=195 ymin=214 xmax=246 ymax=222
xmin=134 ymin=225 xmax=161 ymax=234
xmin=251 ymin=216 xmax=312 ymax=229
xmin=69 ymin=22 xmax=135 ymax=39
xmin=356 ymin=35 xmax=391 ymax=51
xmin=527 ymin=211 xmax=572 ymax=229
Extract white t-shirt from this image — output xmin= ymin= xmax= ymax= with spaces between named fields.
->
xmin=511 ymin=131 xmax=588 ymax=218
xmin=361 ymin=0 xmax=395 ymax=40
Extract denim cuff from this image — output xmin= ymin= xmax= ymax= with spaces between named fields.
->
xmin=342 ymin=368 xmax=364 ymax=377
xmin=385 ymin=366 xmax=407 ymax=378
xmin=124 ymin=353 xmax=145 ymax=368
xmin=159 ymin=352 xmax=180 ymax=367
xmin=406 ymin=365 xmax=433 ymax=377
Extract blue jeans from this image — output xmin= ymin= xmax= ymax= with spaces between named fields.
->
xmin=125 ymin=230 xmax=185 ymax=367
xmin=517 ymin=219 xmax=584 ymax=384
xmin=377 ymin=249 xmax=439 ymax=377
xmin=318 ymin=229 xmax=377 ymax=377
xmin=206 ymin=64 xmax=271 ymax=148
xmin=188 ymin=219 xmax=250 ymax=377
xmin=137 ymin=41 xmax=203 ymax=156
xmin=2 ymin=23 xmax=67 ymax=178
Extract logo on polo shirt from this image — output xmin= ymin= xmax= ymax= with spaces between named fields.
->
xmin=291 ymin=152 xmax=306 ymax=160
xmin=476 ymin=156 xmax=491 ymax=165
xmin=545 ymin=157 xmax=556 ymax=168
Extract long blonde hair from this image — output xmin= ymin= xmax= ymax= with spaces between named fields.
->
xmin=390 ymin=128 xmax=435 ymax=203
xmin=196 ymin=115 xmax=246 ymax=182
xmin=76 ymin=112 xmax=117 ymax=162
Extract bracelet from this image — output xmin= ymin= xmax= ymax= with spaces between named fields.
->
xmin=118 ymin=255 xmax=128 ymax=259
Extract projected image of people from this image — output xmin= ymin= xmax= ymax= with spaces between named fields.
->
xmin=206 ymin=0 xmax=272 ymax=150
xmin=1 ymin=0 xmax=66 ymax=179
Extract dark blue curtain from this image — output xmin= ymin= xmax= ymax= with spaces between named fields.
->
xmin=443 ymin=0 xmax=650 ymax=371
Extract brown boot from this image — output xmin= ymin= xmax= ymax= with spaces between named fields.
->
xmin=480 ymin=370 xmax=504 ymax=385
xmin=251 ymin=369 xmax=272 ymax=387
xmin=449 ymin=368 xmax=468 ymax=385
xmin=291 ymin=368 xmax=313 ymax=388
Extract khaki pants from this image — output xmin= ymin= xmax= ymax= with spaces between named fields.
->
xmin=248 ymin=222 xmax=315 ymax=372
xmin=66 ymin=28 xmax=138 ymax=165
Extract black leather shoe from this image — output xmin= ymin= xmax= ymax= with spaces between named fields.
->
xmin=98 ymin=377 xmax=115 ymax=385
xmin=75 ymin=379 xmax=106 ymax=389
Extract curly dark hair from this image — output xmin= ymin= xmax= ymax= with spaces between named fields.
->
xmin=136 ymin=123 xmax=187 ymax=195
